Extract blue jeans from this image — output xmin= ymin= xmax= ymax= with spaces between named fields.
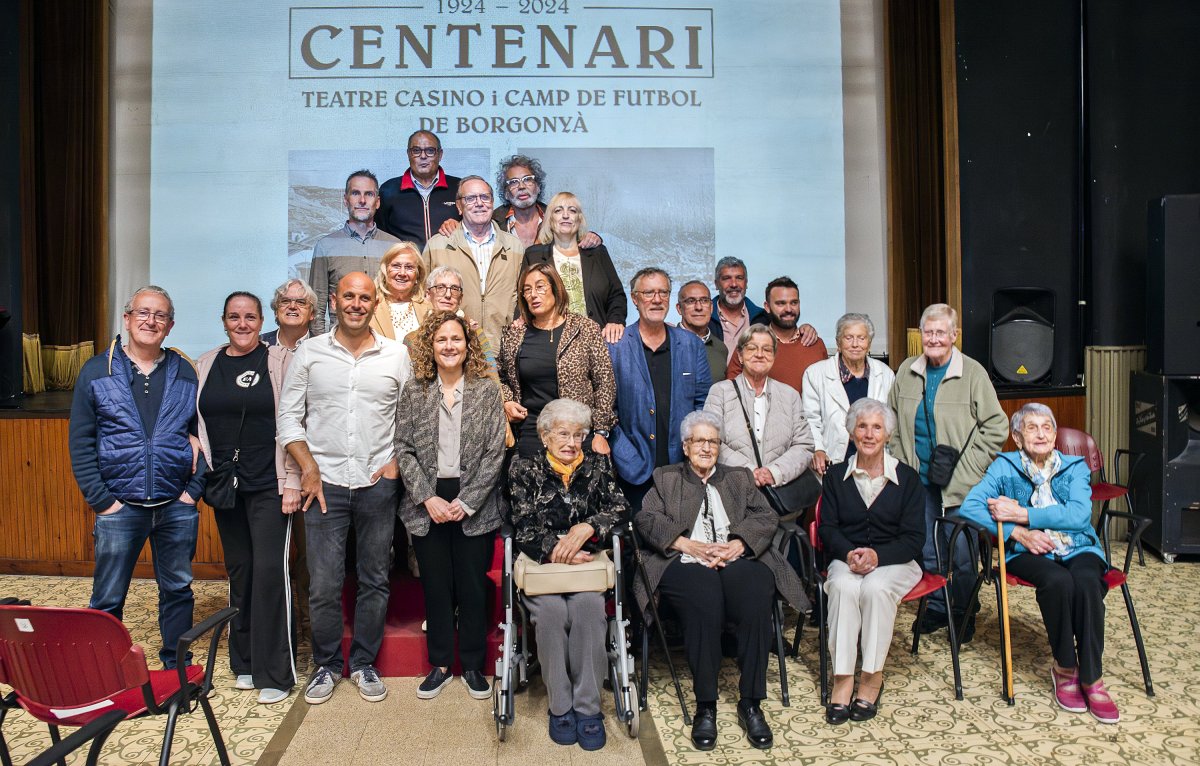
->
xmin=90 ymin=499 xmax=198 ymax=668
xmin=305 ymin=479 xmax=398 ymax=675
xmin=921 ymin=489 xmax=976 ymax=617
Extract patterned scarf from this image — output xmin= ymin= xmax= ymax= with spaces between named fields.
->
xmin=546 ymin=450 xmax=585 ymax=489
xmin=1019 ymin=449 xmax=1062 ymax=508
xmin=837 ymin=353 xmax=862 ymax=384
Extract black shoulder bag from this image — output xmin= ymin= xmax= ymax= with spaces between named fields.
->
xmin=921 ymin=379 xmax=979 ymax=489
xmin=734 ymin=384 xmax=821 ymax=517
xmin=203 ymin=351 xmax=266 ymax=509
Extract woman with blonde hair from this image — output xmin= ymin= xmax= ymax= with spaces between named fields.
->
xmin=371 ymin=242 xmax=431 ymax=339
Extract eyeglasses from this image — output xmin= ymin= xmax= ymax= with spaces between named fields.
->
xmin=127 ymin=309 xmax=172 ymax=323
xmin=679 ymin=297 xmax=709 ymax=307
xmin=741 ymin=343 xmax=775 ymax=355
xmin=922 ymin=329 xmax=952 ymax=340
xmin=387 ymin=261 xmax=419 ymax=273
xmin=278 ymin=298 xmax=310 ymax=308
xmin=521 ymin=283 xmax=551 ymax=297
xmin=549 ymin=429 xmax=588 ymax=443
xmin=407 ymin=146 xmax=440 ymax=157
xmin=686 ymin=437 xmax=720 ymax=449
xmin=458 ymin=193 xmax=492 ymax=205
xmin=504 ymin=174 xmax=537 ymax=188
xmin=428 ymin=284 xmax=464 ymax=296
xmin=1020 ymin=423 xmax=1056 ymax=435
xmin=635 ymin=289 xmax=670 ymax=300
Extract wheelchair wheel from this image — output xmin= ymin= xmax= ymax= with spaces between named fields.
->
xmin=492 ymin=678 xmax=508 ymax=742
xmin=624 ymin=687 xmax=640 ymax=738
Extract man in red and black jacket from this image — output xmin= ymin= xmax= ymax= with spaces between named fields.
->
xmin=377 ymin=130 xmax=460 ymax=250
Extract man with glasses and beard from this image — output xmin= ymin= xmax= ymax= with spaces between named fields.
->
xmin=310 ymin=169 xmax=400 ymax=335
xmin=378 ymin=130 xmax=461 ymax=250
xmin=436 ymin=155 xmax=603 ymax=251
xmin=727 ymin=276 xmax=828 ymax=396
xmin=423 ymin=176 xmax=524 ymax=348
xmin=608 ymin=268 xmax=712 ymax=511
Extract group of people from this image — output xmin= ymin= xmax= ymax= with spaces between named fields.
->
xmin=67 ymin=130 xmax=1126 ymax=754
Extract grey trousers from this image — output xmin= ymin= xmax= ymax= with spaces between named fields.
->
xmin=524 ymin=591 xmax=608 ymax=717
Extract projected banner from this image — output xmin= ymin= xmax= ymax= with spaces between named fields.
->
xmin=151 ymin=0 xmax=845 ymax=355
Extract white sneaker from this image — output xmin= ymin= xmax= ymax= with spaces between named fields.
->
xmin=235 ymin=674 xmax=254 ymax=690
xmin=258 ymin=687 xmax=289 ymax=705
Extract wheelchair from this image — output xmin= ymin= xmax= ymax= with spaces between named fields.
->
xmin=492 ymin=530 xmax=641 ymax=741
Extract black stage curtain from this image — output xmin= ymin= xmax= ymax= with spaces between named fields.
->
xmin=19 ymin=0 xmax=108 ymax=389
xmin=884 ymin=0 xmax=952 ymax=365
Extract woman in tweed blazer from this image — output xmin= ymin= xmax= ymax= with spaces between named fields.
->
xmin=396 ymin=311 xmax=507 ymax=700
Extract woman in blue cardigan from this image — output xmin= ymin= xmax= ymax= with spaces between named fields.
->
xmin=959 ymin=403 xmax=1116 ymax=724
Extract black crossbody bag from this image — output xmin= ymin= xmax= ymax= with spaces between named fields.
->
xmin=734 ymin=386 xmax=821 ymax=517
xmin=203 ymin=351 xmax=267 ymax=509
xmin=921 ymin=379 xmax=979 ymax=488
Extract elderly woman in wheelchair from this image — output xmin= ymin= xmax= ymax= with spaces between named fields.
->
xmin=504 ymin=398 xmax=631 ymax=750
xmin=958 ymin=402 xmax=1118 ymax=723
xmin=634 ymin=410 xmax=808 ymax=751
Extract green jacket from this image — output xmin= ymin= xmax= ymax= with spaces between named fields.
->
xmin=887 ymin=348 xmax=1007 ymax=506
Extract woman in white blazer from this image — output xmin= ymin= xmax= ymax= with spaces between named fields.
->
xmin=802 ymin=313 xmax=895 ymax=475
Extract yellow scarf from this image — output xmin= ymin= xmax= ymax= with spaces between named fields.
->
xmin=546 ymin=450 xmax=585 ymax=489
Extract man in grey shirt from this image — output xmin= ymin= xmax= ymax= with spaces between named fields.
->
xmin=309 ymin=170 xmax=400 ymax=335
xmin=277 ymin=271 xmax=412 ymax=705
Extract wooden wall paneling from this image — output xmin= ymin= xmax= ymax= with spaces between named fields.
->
xmin=0 ymin=417 xmax=227 ymax=579
xmin=996 ymin=391 xmax=1086 ymax=452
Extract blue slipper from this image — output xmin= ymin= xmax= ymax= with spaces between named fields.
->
xmin=549 ymin=709 xmax=577 ymax=746
xmin=576 ymin=714 xmax=606 ymax=751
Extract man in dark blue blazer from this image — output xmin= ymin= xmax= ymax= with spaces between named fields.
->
xmin=608 ymin=268 xmax=713 ymax=510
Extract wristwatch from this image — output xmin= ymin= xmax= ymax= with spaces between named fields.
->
xmin=593 ymin=429 xmax=610 ymax=438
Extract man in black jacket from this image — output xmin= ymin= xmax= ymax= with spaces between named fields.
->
xmin=377 ymin=130 xmax=460 ymax=250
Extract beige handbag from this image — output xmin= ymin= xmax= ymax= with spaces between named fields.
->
xmin=513 ymin=551 xmax=615 ymax=596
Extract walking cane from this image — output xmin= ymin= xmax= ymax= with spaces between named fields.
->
xmin=996 ymin=520 xmax=1015 ymax=704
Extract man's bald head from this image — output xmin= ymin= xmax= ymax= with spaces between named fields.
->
xmin=332 ymin=271 xmax=378 ymax=336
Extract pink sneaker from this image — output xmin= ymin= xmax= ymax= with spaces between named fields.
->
xmin=1083 ymin=680 xmax=1120 ymax=724
xmin=1050 ymin=665 xmax=1087 ymax=713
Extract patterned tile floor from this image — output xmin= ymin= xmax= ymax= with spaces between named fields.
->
xmin=642 ymin=545 xmax=1200 ymax=765
xmin=2 ymin=545 xmax=1198 ymax=765
xmin=0 ymin=575 xmax=304 ymax=765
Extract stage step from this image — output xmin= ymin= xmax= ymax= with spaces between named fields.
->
xmin=337 ymin=538 xmax=505 ymax=677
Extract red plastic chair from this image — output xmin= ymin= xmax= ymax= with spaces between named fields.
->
xmin=793 ymin=498 xmax=964 ymax=703
xmin=0 ymin=604 xmax=237 ymax=766
xmin=1055 ymin=426 xmax=1145 ymax=565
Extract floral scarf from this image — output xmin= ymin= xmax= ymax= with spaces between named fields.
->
xmin=1019 ymin=449 xmax=1062 ymax=508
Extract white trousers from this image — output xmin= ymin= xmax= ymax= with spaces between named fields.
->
xmin=824 ymin=558 xmax=923 ymax=676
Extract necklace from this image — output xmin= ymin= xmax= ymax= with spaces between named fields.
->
xmin=535 ymin=317 xmax=565 ymax=343
xmin=772 ymin=326 xmax=802 ymax=344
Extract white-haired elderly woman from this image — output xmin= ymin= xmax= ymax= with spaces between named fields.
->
xmin=958 ymin=403 xmax=1117 ymax=723
xmin=410 ymin=265 xmax=498 ymax=373
xmin=802 ymin=313 xmax=895 ymax=475
xmin=634 ymin=410 xmax=808 ymax=751
xmin=703 ymin=325 xmax=816 ymax=513
xmin=818 ymin=398 xmax=926 ymax=725
xmin=888 ymin=303 xmax=1007 ymax=641
xmin=262 ymin=278 xmax=317 ymax=350
xmin=508 ymin=398 xmax=629 ymax=751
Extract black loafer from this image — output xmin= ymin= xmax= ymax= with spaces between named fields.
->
xmin=737 ymin=702 xmax=773 ymax=749
xmin=915 ymin=609 xmax=948 ymax=634
xmin=690 ymin=707 xmax=717 ymax=750
xmin=825 ymin=703 xmax=851 ymax=725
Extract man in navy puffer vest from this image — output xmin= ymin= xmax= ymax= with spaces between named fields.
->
xmin=69 ymin=285 xmax=206 ymax=669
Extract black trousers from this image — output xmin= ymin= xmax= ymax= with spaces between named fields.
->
xmin=411 ymin=478 xmax=495 ymax=671
xmin=212 ymin=487 xmax=296 ymax=691
xmin=1005 ymin=551 xmax=1107 ymax=684
xmin=657 ymin=557 xmax=775 ymax=703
